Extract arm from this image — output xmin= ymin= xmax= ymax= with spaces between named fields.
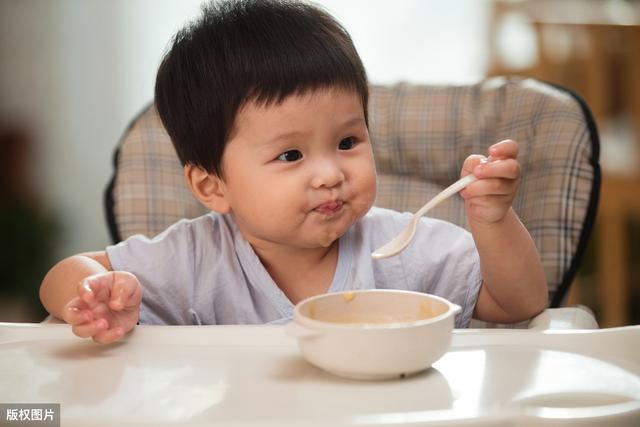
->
xmin=40 ymin=251 xmax=142 ymax=343
xmin=40 ymin=251 xmax=112 ymax=320
xmin=470 ymin=208 xmax=547 ymax=323
xmin=460 ymin=141 xmax=548 ymax=323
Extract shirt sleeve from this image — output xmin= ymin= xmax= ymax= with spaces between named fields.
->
xmin=105 ymin=219 xmax=196 ymax=325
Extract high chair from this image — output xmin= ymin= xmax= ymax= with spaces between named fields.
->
xmin=104 ymin=76 xmax=600 ymax=327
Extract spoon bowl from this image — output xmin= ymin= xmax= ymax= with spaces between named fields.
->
xmin=371 ymin=174 xmax=477 ymax=259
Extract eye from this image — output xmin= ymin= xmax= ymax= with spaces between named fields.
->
xmin=338 ymin=137 xmax=355 ymax=150
xmin=276 ymin=149 xmax=303 ymax=162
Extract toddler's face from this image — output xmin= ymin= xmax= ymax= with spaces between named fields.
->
xmin=219 ymin=88 xmax=377 ymax=250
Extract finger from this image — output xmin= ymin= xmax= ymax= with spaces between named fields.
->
xmin=76 ymin=279 xmax=95 ymax=305
xmin=488 ymin=139 xmax=518 ymax=160
xmin=465 ymin=195 xmax=513 ymax=222
xmin=92 ymin=326 xmax=125 ymax=344
xmin=64 ymin=294 xmax=90 ymax=312
xmin=109 ymin=272 xmax=142 ymax=311
xmin=462 ymin=154 xmax=488 ymax=176
xmin=460 ymin=177 xmax=518 ymax=199
xmin=71 ymin=318 xmax=108 ymax=339
xmin=464 ymin=193 xmax=514 ymax=206
xmin=79 ymin=273 xmax=115 ymax=305
xmin=62 ymin=301 xmax=94 ymax=325
xmin=473 ymin=158 xmax=520 ymax=180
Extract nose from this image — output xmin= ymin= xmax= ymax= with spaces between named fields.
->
xmin=310 ymin=156 xmax=345 ymax=189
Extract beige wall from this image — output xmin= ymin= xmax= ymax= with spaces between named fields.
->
xmin=0 ymin=0 xmax=489 ymax=261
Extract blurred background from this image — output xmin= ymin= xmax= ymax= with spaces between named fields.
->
xmin=0 ymin=0 xmax=638 ymax=327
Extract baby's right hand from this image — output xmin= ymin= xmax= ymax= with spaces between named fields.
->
xmin=62 ymin=271 xmax=142 ymax=344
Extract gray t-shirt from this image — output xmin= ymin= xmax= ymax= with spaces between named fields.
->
xmin=106 ymin=207 xmax=482 ymax=328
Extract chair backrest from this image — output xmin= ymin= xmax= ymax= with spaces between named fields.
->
xmin=106 ymin=76 xmax=600 ymax=307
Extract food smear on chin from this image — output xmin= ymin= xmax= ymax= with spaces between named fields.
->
xmin=317 ymin=231 xmax=337 ymax=247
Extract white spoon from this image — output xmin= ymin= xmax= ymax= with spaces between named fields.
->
xmin=371 ymin=174 xmax=478 ymax=259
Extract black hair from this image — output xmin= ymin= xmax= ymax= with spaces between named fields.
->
xmin=155 ymin=0 xmax=369 ymax=176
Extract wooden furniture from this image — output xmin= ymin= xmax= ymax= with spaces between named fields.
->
xmin=489 ymin=0 xmax=640 ymax=327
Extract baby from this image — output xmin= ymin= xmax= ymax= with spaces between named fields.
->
xmin=39 ymin=0 xmax=547 ymax=343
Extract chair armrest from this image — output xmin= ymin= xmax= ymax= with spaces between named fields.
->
xmin=527 ymin=306 xmax=599 ymax=330
xmin=40 ymin=315 xmax=64 ymax=324
xmin=40 ymin=307 xmax=599 ymax=329
xmin=469 ymin=305 xmax=598 ymax=330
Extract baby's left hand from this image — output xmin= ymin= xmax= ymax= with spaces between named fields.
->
xmin=459 ymin=140 xmax=520 ymax=224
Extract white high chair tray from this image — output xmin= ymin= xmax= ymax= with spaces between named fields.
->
xmin=1 ymin=322 xmax=639 ymax=426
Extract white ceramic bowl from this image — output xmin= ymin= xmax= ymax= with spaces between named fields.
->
xmin=285 ymin=289 xmax=461 ymax=380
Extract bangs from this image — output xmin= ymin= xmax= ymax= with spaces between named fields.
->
xmin=210 ymin=0 xmax=368 ymax=112
xmin=155 ymin=0 xmax=368 ymax=176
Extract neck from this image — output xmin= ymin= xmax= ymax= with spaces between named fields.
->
xmin=251 ymin=240 xmax=340 ymax=304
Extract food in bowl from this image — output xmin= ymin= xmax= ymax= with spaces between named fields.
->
xmin=286 ymin=289 xmax=461 ymax=380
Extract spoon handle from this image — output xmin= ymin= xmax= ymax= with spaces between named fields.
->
xmin=415 ymin=174 xmax=477 ymax=218
xmin=371 ymin=174 xmax=478 ymax=260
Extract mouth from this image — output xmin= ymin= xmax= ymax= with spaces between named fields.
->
xmin=313 ymin=200 xmax=344 ymax=215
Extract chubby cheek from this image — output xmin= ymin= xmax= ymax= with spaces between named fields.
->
xmin=230 ymin=181 xmax=300 ymax=242
xmin=246 ymin=179 xmax=297 ymax=218
xmin=353 ymin=159 xmax=377 ymax=211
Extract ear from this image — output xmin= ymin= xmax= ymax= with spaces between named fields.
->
xmin=184 ymin=165 xmax=231 ymax=214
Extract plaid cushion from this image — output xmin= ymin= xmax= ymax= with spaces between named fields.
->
xmin=107 ymin=76 xmax=599 ymax=307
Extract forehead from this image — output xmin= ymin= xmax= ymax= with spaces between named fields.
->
xmin=232 ymin=88 xmax=364 ymax=136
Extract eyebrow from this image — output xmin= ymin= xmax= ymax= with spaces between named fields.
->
xmin=265 ymin=116 xmax=366 ymax=145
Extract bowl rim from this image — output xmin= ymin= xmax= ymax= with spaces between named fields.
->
xmin=293 ymin=289 xmax=460 ymax=331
